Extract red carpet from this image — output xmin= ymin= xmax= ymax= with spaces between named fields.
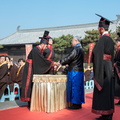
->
xmin=0 ymin=93 xmax=119 ymax=120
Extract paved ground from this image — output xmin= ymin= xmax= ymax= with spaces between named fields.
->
xmin=0 ymin=88 xmax=93 ymax=110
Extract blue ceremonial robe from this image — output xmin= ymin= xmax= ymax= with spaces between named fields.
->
xmin=67 ymin=69 xmax=85 ymax=104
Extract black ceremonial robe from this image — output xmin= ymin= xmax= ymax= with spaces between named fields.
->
xmin=21 ymin=46 xmax=52 ymax=102
xmin=43 ymin=45 xmax=55 ymax=74
xmin=43 ymin=47 xmax=55 ymax=61
xmin=114 ymin=48 xmax=120 ymax=100
xmin=92 ymin=35 xmax=114 ymax=115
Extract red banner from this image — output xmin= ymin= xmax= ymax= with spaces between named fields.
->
xmin=88 ymin=43 xmax=95 ymax=66
xmin=25 ymin=44 xmax=33 ymax=60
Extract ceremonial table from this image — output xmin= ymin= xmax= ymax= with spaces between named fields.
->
xmin=30 ymin=74 xmax=67 ymax=112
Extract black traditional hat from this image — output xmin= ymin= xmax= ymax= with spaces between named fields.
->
xmin=39 ymin=30 xmax=52 ymax=39
xmin=39 ymin=30 xmax=50 ymax=45
xmin=43 ymin=30 xmax=49 ymax=38
xmin=116 ymin=32 xmax=120 ymax=42
xmin=95 ymin=13 xmax=113 ymax=29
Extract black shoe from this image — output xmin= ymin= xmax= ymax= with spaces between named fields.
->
xmin=102 ymin=114 xmax=113 ymax=120
xmin=67 ymin=104 xmax=82 ymax=110
xmin=94 ymin=116 xmax=104 ymax=120
xmin=94 ymin=114 xmax=113 ymax=120
xmin=115 ymin=100 xmax=120 ymax=106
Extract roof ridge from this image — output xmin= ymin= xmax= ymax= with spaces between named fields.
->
xmin=18 ymin=22 xmax=99 ymax=33
xmin=0 ymin=32 xmax=18 ymax=41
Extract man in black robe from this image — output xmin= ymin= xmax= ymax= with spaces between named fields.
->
xmin=92 ymin=14 xmax=114 ymax=120
xmin=114 ymin=33 xmax=120 ymax=105
xmin=0 ymin=55 xmax=8 ymax=98
xmin=20 ymin=32 xmax=55 ymax=108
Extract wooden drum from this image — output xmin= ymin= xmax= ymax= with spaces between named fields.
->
xmin=30 ymin=74 xmax=67 ymax=112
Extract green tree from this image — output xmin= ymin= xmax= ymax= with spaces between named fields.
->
xmin=110 ymin=23 xmax=120 ymax=41
xmin=110 ymin=24 xmax=120 ymax=53
xmin=109 ymin=30 xmax=117 ymax=42
xmin=53 ymin=34 xmax=73 ymax=59
xmin=0 ymin=45 xmax=3 ymax=49
xmin=116 ymin=23 xmax=120 ymax=33
xmin=81 ymin=29 xmax=99 ymax=54
xmin=36 ymin=41 xmax=40 ymax=44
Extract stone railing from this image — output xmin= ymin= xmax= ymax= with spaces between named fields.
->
xmin=84 ymin=80 xmax=94 ymax=89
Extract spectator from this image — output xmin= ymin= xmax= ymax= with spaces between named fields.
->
xmin=15 ymin=58 xmax=25 ymax=88
xmin=0 ymin=55 xmax=8 ymax=98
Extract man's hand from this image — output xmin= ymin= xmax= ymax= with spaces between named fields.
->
xmin=53 ymin=62 xmax=59 ymax=66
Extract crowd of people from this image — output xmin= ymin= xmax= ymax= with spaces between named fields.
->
xmin=0 ymin=56 xmax=25 ymax=98
xmin=1 ymin=14 xmax=120 ymax=120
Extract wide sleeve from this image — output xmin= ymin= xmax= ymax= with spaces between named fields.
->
xmin=43 ymin=48 xmax=50 ymax=59
xmin=21 ymin=49 xmax=33 ymax=102
xmin=93 ymin=37 xmax=104 ymax=91
xmin=60 ymin=48 xmax=76 ymax=65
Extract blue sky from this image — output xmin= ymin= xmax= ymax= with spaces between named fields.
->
xmin=0 ymin=0 xmax=120 ymax=39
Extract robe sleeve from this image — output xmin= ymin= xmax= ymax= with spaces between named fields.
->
xmin=60 ymin=48 xmax=76 ymax=65
xmin=93 ymin=37 xmax=104 ymax=91
xmin=21 ymin=50 xmax=33 ymax=102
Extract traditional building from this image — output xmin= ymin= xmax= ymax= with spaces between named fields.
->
xmin=0 ymin=15 xmax=120 ymax=62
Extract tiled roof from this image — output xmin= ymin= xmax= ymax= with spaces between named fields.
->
xmin=0 ymin=17 xmax=119 ymax=45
